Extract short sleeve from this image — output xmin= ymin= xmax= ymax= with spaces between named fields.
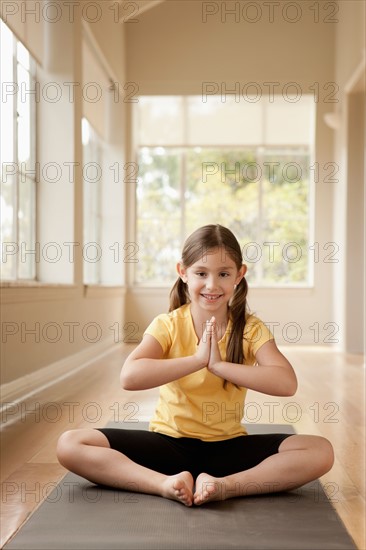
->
xmin=243 ymin=316 xmax=274 ymax=361
xmin=144 ymin=314 xmax=172 ymax=356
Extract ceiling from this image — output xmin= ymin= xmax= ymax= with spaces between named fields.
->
xmin=115 ymin=0 xmax=166 ymax=22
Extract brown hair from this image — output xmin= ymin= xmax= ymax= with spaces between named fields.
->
xmin=169 ymin=225 xmax=249 ymax=384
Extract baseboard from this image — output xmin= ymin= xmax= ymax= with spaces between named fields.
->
xmin=0 ymin=336 xmax=119 ymax=419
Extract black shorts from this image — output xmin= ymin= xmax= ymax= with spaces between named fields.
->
xmin=96 ymin=428 xmax=293 ymax=479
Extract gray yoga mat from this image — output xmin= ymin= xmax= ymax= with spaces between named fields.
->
xmin=5 ymin=422 xmax=356 ymax=550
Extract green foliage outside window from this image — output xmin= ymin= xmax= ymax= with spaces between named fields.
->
xmin=136 ymin=147 xmax=310 ymax=287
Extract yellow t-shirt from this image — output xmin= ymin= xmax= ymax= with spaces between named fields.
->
xmin=144 ymin=303 xmax=273 ymax=442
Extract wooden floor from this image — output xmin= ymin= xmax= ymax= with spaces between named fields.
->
xmin=1 ymin=344 xmax=365 ymax=549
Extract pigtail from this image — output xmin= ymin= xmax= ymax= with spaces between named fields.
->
xmin=169 ymin=277 xmax=189 ymax=312
xmin=224 ymin=276 xmax=249 ymax=390
xmin=227 ymin=276 xmax=248 ymax=365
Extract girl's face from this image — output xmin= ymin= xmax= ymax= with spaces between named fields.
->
xmin=177 ymin=247 xmax=246 ymax=314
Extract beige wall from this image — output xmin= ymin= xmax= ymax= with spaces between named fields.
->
xmin=333 ymin=0 xmax=365 ymax=353
xmin=335 ymin=0 xmax=365 ymax=87
xmin=126 ymin=0 xmax=335 ymax=93
xmin=1 ymin=288 xmax=125 ymax=384
xmin=124 ymin=0 xmax=342 ymax=345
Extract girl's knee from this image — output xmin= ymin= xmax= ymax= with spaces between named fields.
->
xmin=281 ymin=434 xmax=334 ymax=474
xmin=306 ymin=435 xmax=334 ymax=475
xmin=317 ymin=436 xmax=334 ymax=473
xmin=56 ymin=428 xmax=109 ymax=467
xmin=56 ymin=429 xmax=81 ymax=466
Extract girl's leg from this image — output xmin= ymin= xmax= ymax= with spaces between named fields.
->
xmin=194 ymin=434 xmax=334 ymax=505
xmin=56 ymin=429 xmax=194 ymax=506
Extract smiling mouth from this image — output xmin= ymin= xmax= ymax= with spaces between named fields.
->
xmin=201 ymin=294 xmax=223 ymax=301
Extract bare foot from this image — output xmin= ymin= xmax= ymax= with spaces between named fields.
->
xmin=161 ymin=471 xmax=194 ymax=507
xmin=194 ymin=473 xmax=226 ymax=505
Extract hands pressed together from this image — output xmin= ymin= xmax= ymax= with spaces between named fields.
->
xmin=194 ymin=316 xmax=222 ymax=374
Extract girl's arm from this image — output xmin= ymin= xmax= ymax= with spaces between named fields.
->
xmin=209 ymin=330 xmax=298 ymax=397
xmin=120 ymin=331 xmax=210 ymax=391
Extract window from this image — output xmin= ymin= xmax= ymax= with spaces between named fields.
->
xmin=82 ymin=118 xmax=103 ymax=285
xmin=0 ymin=20 xmax=37 ymax=281
xmin=135 ymin=96 xmax=315 ymax=286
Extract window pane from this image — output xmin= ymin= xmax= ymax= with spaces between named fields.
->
xmin=265 ymin=96 xmax=315 ymax=146
xmin=136 ymin=147 xmax=181 ymax=283
xmin=185 ymin=147 xmax=262 ymax=284
xmin=0 ymin=22 xmax=37 ymax=281
xmin=138 ymin=95 xmax=314 ymax=147
xmin=82 ymin=118 xmax=102 ymax=284
xmin=261 ymin=216 xmax=309 ymax=285
xmin=136 ymin=146 xmax=310 ymax=286
xmin=17 ymin=40 xmax=30 ymax=70
xmin=137 ymin=97 xmax=184 ymax=145
xmin=18 ymin=177 xmax=36 ymax=279
xmin=136 ymin=218 xmax=181 ymax=283
xmin=83 ymin=175 xmax=102 ymax=285
xmin=0 ymin=176 xmax=16 ymax=280
xmin=0 ymin=20 xmax=15 ymax=166
xmin=261 ymin=151 xmax=310 ymax=285
xmin=185 ymin=148 xmax=259 ymax=233
xmin=187 ymin=97 xmax=263 ymax=145
xmin=17 ymin=63 xmax=32 ymax=166
xmin=82 ymin=117 xmax=90 ymax=146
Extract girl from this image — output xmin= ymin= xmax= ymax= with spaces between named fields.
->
xmin=57 ymin=224 xmax=334 ymax=507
